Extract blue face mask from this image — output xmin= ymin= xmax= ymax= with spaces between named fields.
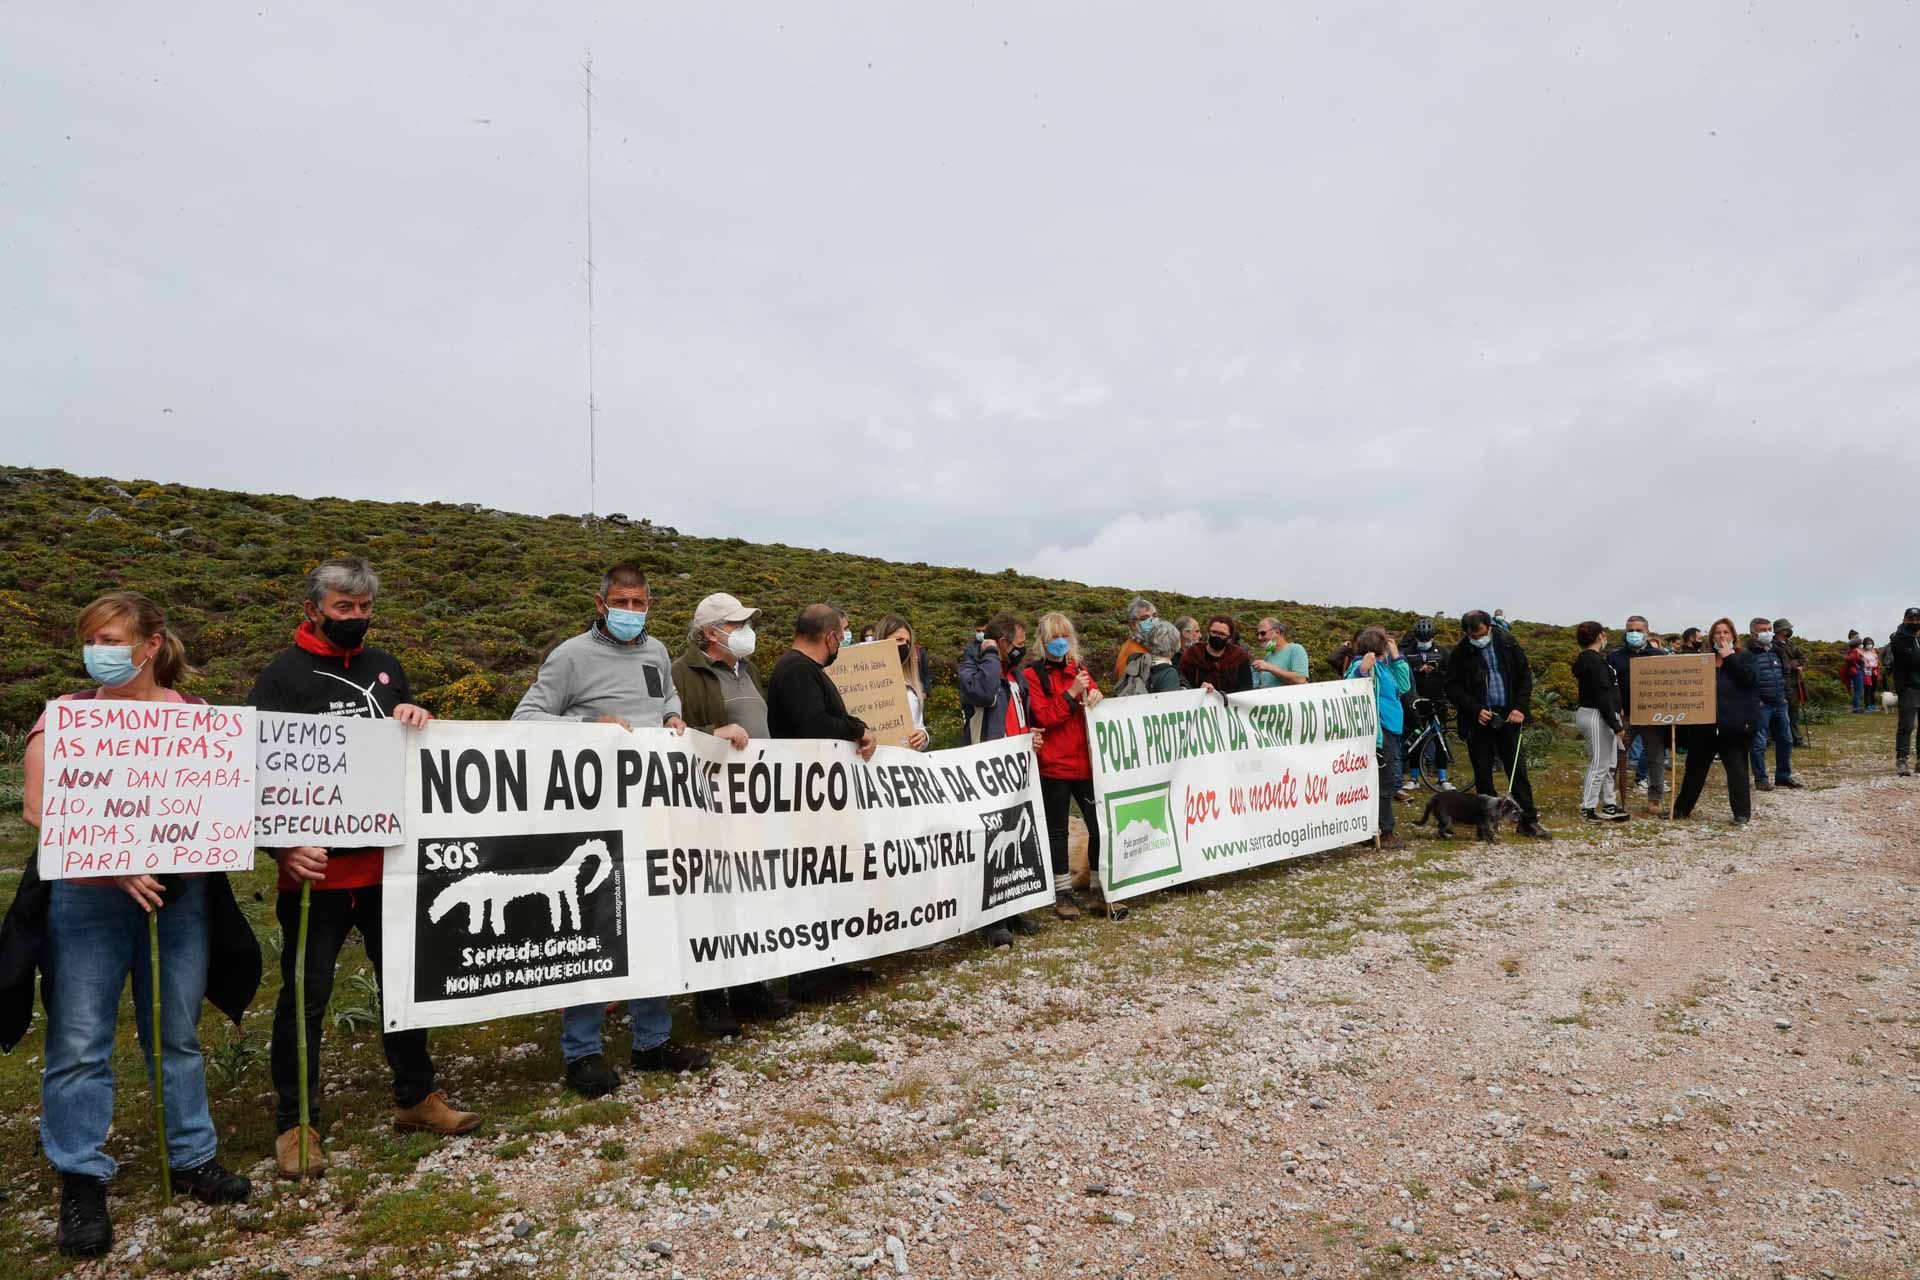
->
xmin=605 ymin=608 xmax=648 ymax=642
xmin=1470 ymin=633 xmax=1492 ymax=649
xmin=83 ymin=644 xmax=144 ymax=688
xmin=1045 ymin=638 xmax=1071 ymax=660
xmin=1625 ymin=631 xmax=1647 ymax=649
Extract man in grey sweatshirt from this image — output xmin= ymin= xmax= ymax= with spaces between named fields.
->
xmin=512 ymin=563 xmax=708 ymax=1097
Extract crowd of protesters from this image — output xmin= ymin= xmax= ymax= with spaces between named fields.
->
xmin=7 ymin=562 xmax=1915 ymax=1258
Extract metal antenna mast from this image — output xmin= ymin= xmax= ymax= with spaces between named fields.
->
xmin=583 ymin=51 xmax=597 ymax=515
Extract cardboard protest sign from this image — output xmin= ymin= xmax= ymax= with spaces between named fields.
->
xmin=35 ymin=700 xmax=257 ymax=878
xmin=1088 ymin=681 xmax=1379 ymax=902
xmin=378 ymin=722 xmax=1052 ymax=1030
xmin=253 ymin=712 xmax=407 ymax=847
xmin=825 ymin=640 xmax=915 ymax=747
xmin=1628 ymin=654 xmax=1717 ymax=726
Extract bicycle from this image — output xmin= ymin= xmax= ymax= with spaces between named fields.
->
xmin=1401 ymin=697 xmax=1456 ymax=794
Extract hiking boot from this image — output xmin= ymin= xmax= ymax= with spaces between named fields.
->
xmin=1517 ymin=818 xmax=1552 ymax=840
xmin=631 ymin=1041 xmax=711 ymax=1074
xmin=564 ymin=1052 xmax=620 ymax=1098
xmin=1005 ymin=913 xmax=1042 ymax=937
xmin=730 ymin=982 xmax=793 ymax=1022
xmin=176 ymin=1157 xmax=251 ymax=1205
xmin=1378 ymin=832 xmax=1407 ymax=850
xmin=1733 ymin=815 xmax=1752 ymax=826
xmin=981 ymin=922 xmax=1014 ymax=948
xmin=274 ymin=1126 xmax=327 ymax=1179
xmin=394 ymin=1090 xmax=480 ymax=1136
xmin=1899 ymin=760 xmax=1912 ymax=778
xmin=56 ymin=1174 xmax=111 ymax=1258
xmin=1775 ymin=776 xmax=1805 ymax=789
xmin=1084 ymin=890 xmax=1130 ymax=921
xmin=694 ymin=990 xmax=742 ymax=1037
xmin=1753 ymin=777 xmax=1774 ymax=792
xmin=1053 ymin=891 xmax=1084 ymax=921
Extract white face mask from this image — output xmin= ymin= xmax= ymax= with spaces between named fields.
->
xmin=726 ymin=625 xmax=757 ymax=660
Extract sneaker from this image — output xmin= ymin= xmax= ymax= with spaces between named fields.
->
xmin=981 ymin=922 xmax=1014 ymax=948
xmin=56 ymin=1174 xmax=111 ymax=1258
xmin=694 ymin=990 xmax=742 ymax=1037
xmin=1053 ymin=891 xmax=1083 ymax=921
xmin=274 ymin=1126 xmax=326 ymax=1179
xmin=1899 ymin=760 xmax=1912 ymax=778
xmin=1005 ymin=914 xmax=1041 ymax=937
xmin=1733 ymin=815 xmax=1752 ymax=826
xmin=175 ymin=1157 xmax=251 ymax=1205
xmin=1775 ymin=776 xmax=1805 ymax=789
xmin=1581 ymin=807 xmax=1604 ymax=822
xmin=730 ymin=983 xmax=794 ymax=1022
xmin=564 ymin=1052 xmax=620 ymax=1098
xmin=393 ymin=1090 xmax=481 ymax=1136
xmin=1394 ymin=787 xmax=1416 ymax=803
xmin=1438 ymin=778 xmax=1456 ymax=791
xmin=1601 ymin=804 xmax=1631 ymax=822
xmin=631 ymin=1041 xmax=711 ymax=1074
xmin=1753 ymin=777 xmax=1774 ymax=792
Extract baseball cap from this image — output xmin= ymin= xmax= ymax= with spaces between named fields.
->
xmin=1905 ymin=606 xmax=1920 ymax=621
xmin=692 ymin=593 xmax=761 ymax=630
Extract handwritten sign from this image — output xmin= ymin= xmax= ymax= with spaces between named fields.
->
xmin=36 ymin=700 xmax=257 ymax=878
xmin=825 ymin=641 xmax=913 ymax=748
xmin=1629 ymin=654 xmax=1717 ymax=726
xmin=254 ymin=712 xmax=407 ymax=847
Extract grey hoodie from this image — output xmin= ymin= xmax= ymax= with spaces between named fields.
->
xmin=512 ymin=622 xmax=684 ymax=725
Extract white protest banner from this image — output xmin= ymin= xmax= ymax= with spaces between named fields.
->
xmin=253 ymin=712 xmax=407 ymax=847
xmin=35 ymin=700 xmax=257 ymax=878
xmin=379 ymin=723 xmax=1054 ymax=1031
xmin=1087 ymin=680 xmax=1378 ymax=902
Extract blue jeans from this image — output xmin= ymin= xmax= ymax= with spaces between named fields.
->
xmin=41 ymin=879 xmax=218 ymax=1179
xmin=1851 ymin=672 xmax=1865 ymax=711
xmin=1751 ymin=700 xmax=1794 ymax=782
xmin=561 ymin=997 xmax=671 ymax=1063
xmin=1378 ymin=730 xmax=1403 ymax=835
xmin=1629 ymin=732 xmax=1647 ymax=782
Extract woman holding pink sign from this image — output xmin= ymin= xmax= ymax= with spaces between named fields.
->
xmin=9 ymin=592 xmax=256 ymax=1258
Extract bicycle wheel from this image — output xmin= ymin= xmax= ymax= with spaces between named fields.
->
xmin=1412 ymin=731 xmax=1445 ymax=792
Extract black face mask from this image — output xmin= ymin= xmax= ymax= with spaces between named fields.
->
xmin=897 ymin=641 xmax=912 ymax=663
xmin=1207 ymin=635 xmax=1228 ymax=652
xmin=320 ymin=616 xmax=370 ymax=651
xmin=1906 ymin=621 xmax=1920 ymax=634
xmin=1005 ymin=645 xmax=1026 ymax=667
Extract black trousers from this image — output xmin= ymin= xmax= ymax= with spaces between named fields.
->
xmin=1673 ymin=728 xmax=1753 ymax=821
xmin=272 ymin=885 xmax=433 ymax=1130
xmin=1463 ymin=720 xmax=1537 ymax=820
xmin=1041 ymin=777 xmax=1100 ymax=879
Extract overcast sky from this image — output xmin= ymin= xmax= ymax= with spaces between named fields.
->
xmin=5 ymin=3 xmax=1914 ymax=640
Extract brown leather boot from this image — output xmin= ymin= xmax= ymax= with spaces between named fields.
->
xmin=274 ymin=1126 xmax=326 ymax=1179
xmin=393 ymin=1090 xmax=481 ymax=1136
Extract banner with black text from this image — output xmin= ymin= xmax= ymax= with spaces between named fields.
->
xmin=379 ymin=722 xmax=1054 ymax=1031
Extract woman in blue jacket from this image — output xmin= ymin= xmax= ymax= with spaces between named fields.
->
xmin=1347 ymin=627 xmax=1412 ymax=849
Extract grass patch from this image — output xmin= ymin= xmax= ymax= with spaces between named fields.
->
xmin=826 ymin=1039 xmax=879 ymax=1065
xmin=350 ymin=1172 xmax=502 ymax=1249
xmin=635 ymin=1130 xmax=766 ymax=1191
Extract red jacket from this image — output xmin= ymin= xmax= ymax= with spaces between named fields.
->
xmin=1024 ymin=660 xmax=1095 ymax=780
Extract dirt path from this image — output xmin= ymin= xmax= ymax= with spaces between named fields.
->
xmin=123 ymin=742 xmax=1920 ymax=1280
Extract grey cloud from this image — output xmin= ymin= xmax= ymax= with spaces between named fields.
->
xmin=3 ymin=2 xmax=1914 ymax=639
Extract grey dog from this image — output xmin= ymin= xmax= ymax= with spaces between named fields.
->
xmin=1413 ymin=791 xmax=1523 ymax=842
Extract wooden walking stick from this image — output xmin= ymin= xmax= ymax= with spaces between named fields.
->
xmin=1669 ymin=724 xmax=1677 ymax=821
xmin=149 ymin=909 xmax=172 ymax=1203
xmin=296 ymin=879 xmax=313 ymax=1181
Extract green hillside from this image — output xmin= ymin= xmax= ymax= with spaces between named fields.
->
xmin=0 ymin=466 xmax=1850 ymax=739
